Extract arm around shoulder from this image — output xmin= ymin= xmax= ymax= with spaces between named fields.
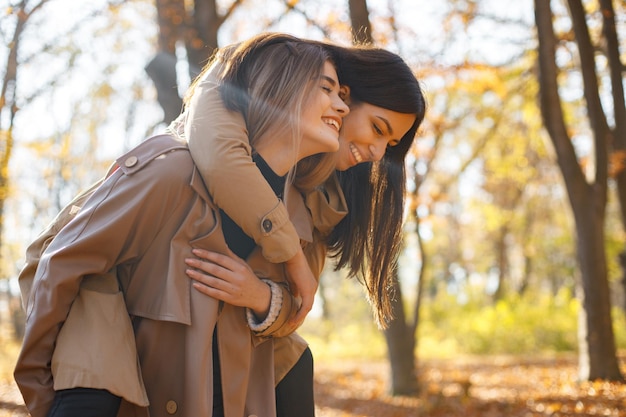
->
xmin=185 ymin=68 xmax=301 ymax=263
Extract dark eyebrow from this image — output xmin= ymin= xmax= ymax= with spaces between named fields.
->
xmin=376 ymin=116 xmax=393 ymax=135
xmin=321 ymin=75 xmax=338 ymax=86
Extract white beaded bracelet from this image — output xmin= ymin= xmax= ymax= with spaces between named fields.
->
xmin=246 ymin=279 xmax=283 ymax=333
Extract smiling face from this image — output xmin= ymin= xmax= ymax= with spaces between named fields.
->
xmin=335 ymin=101 xmax=416 ymax=171
xmin=298 ymin=61 xmax=350 ymax=159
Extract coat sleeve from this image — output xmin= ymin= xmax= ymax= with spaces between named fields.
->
xmin=185 ymin=66 xmax=301 ymax=263
xmin=18 ymin=178 xmax=106 ymax=311
xmin=13 ymin=149 xmax=194 ymax=417
xmin=248 ymin=176 xmax=347 ymax=338
xmin=246 ymin=232 xmax=327 ymax=339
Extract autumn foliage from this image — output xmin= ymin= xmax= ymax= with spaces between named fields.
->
xmin=2 ymin=353 xmax=626 ymax=417
xmin=313 ymin=354 xmax=626 ymax=416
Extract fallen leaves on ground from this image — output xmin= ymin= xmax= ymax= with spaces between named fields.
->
xmin=313 ymin=354 xmax=626 ymax=417
xmin=0 ymin=381 xmax=27 ymax=417
xmin=1 ymin=354 xmax=625 ymax=416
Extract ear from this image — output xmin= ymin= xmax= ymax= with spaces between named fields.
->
xmin=339 ymin=85 xmax=351 ymax=104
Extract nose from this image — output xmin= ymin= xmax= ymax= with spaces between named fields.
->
xmin=369 ymin=142 xmax=387 ymax=161
xmin=333 ymin=94 xmax=350 ymax=116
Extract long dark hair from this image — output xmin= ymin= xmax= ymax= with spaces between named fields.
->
xmin=323 ymin=44 xmax=427 ymax=327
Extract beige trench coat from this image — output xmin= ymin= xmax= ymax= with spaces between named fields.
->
xmin=14 ymin=135 xmax=309 ymax=417
xmin=16 ymin=60 xmax=350 ymax=416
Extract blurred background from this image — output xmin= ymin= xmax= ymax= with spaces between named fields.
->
xmin=0 ymin=0 xmax=625 ymax=406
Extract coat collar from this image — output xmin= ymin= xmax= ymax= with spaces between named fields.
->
xmin=286 ymin=173 xmax=348 ymax=243
xmin=115 ymin=134 xmax=188 ymax=176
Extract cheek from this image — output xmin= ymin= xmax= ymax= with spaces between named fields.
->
xmin=345 ymin=125 xmax=373 ymax=146
xmin=306 ymin=94 xmax=327 ymax=116
xmin=319 ymin=94 xmax=332 ymax=110
xmin=339 ymin=117 xmax=360 ymax=142
xmin=335 ymin=143 xmax=352 ymax=169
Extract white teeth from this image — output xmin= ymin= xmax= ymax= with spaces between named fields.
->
xmin=350 ymin=143 xmax=363 ymax=163
xmin=323 ymin=118 xmax=339 ymax=131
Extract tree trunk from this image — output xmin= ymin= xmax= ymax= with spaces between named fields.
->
xmin=345 ymin=0 xmax=418 ymax=394
xmin=492 ymin=226 xmax=508 ymax=301
xmin=184 ymin=0 xmax=221 ymax=75
xmin=383 ymin=270 xmax=418 ymax=395
xmin=145 ymin=51 xmax=183 ymax=125
xmin=534 ymin=0 xmax=623 ymax=382
xmin=574 ymin=197 xmax=621 ymax=380
xmin=348 ymin=0 xmax=373 ymax=44
xmin=147 ymin=0 xmax=185 ymax=124
xmin=1 ymin=1 xmax=49 ymax=280
xmin=598 ymin=0 xmax=626 ymax=314
xmin=620 ymin=252 xmax=626 ymax=312
xmin=148 ymin=0 xmax=243 ymax=124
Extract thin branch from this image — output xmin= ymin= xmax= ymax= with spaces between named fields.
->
xmin=217 ymin=0 xmax=245 ymax=27
xmin=271 ymin=0 xmax=333 ymax=39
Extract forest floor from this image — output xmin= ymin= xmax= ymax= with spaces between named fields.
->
xmin=1 ymin=353 xmax=626 ymax=417
xmin=313 ymin=354 xmax=626 ymax=416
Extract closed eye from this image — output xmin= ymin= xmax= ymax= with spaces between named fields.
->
xmin=321 ymin=75 xmax=338 ymax=94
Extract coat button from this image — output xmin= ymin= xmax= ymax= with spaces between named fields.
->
xmin=262 ymin=219 xmax=273 ymax=233
xmin=165 ymin=400 xmax=178 ymax=414
xmin=124 ymin=155 xmax=138 ymax=167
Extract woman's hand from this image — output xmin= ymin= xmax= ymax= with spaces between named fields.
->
xmin=284 ymin=246 xmax=318 ymax=327
xmin=185 ymin=248 xmax=271 ymax=318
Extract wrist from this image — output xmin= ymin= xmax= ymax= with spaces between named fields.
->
xmin=247 ymin=279 xmax=283 ymax=333
xmin=285 ymin=245 xmax=305 ymax=263
xmin=251 ymin=281 xmax=272 ymax=319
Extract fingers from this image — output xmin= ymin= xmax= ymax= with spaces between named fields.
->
xmin=189 ymin=248 xmax=251 ymax=275
xmin=190 ymin=248 xmax=238 ymax=268
xmin=280 ymin=318 xmax=301 ymax=336
xmin=186 ymin=258 xmax=228 ymax=281
xmin=185 ymin=247 xmax=263 ymax=308
xmin=290 ymin=298 xmax=312 ymax=327
xmin=185 ymin=266 xmax=230 ymax=292
xmin=288 ymin=280 xmax=316 ymax=327
xmin=185 ymin=251 xmax=236 ymax=299
xmin=187 ymin=268 xmax=232 ymax=302
xmin=191 ymin=281 xmax=223 ymax=298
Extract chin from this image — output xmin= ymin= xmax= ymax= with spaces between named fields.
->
xmin=335 ymin=159 xmax=350 ymax=171
xmin=324 ymin=138 xmax=340 ymax=153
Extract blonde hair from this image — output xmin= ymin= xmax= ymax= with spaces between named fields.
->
xmin=186 ymin=33 xmax=337 ymax=192
xmin=294 ymin=152 xmax=337 ymax=193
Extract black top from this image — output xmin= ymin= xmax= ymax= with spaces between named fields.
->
xmin=220 ymin=152 xmax=286 ymax=259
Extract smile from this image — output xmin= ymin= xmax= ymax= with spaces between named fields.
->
xmin=349 ymin=143 xmax=363 ymax=163
xmin=323 ymin=118 xmax=340 ymax=131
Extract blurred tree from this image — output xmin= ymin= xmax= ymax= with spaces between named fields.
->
xmin=598 ymin=0 xmax=626 ymax=313
xmin=383 ymin=269 xmax=419 ymax=394
xmin=2 ymin=0 xmax=156 ymax=338
xmin=0 ymin=0 xmax=52 ymax=339
xmin=402 ymin=0 xmax=593 ymax=393
xmin=348 ymin=0 xmax=372 ymax=44
xmin=341 ymin=0 xmax=422 ymax=395
xmin=409 ymin=56 xmax=563 ymax=370
xmin=146 ymin=0 xmax=243 ymax=124
xmin=0 ymin=0 xmax=50 ymax=281
xmin=470 ymin=63 xmax=564 ymax=301
xmin=534 ymin=0 xmax=623 ymax=381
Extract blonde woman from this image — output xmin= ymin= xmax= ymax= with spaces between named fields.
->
xmin=15 ymin=33 xmax=348 ymax=417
